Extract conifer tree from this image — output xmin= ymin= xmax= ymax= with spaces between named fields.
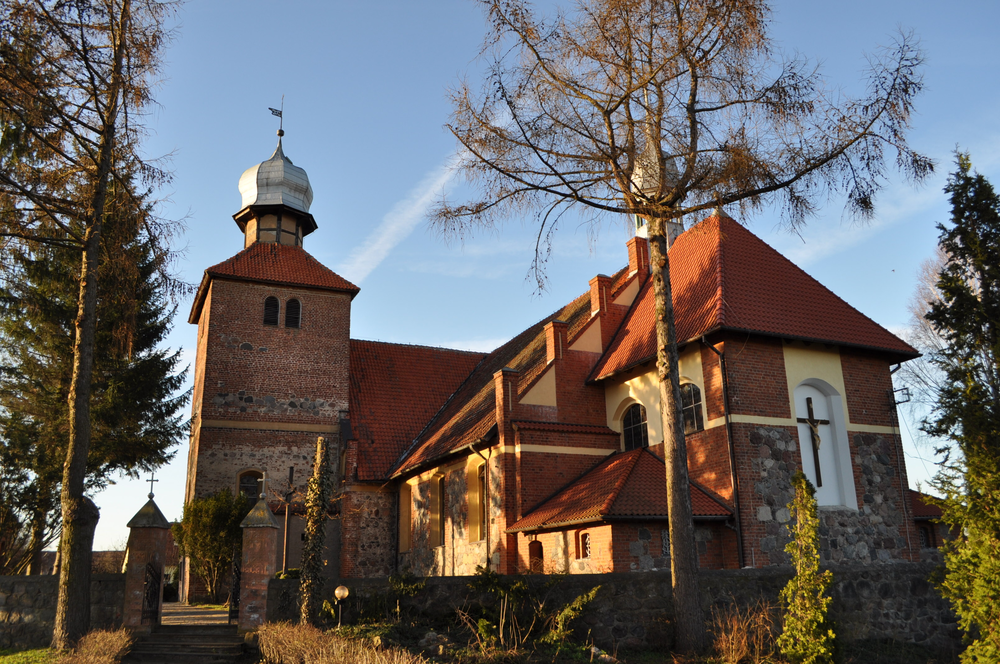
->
xmin=0 ymin=172 xmax=188 ymax=575
xmin=778 ymin=471 xmax=834 ymax=664
xmin=923 ymin=154 xmax=1000 ymax=663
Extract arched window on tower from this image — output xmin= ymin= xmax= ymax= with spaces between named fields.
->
xmin=238 ymin=470 xmax=263 ymax=499
xmin=285 ymin=298 xmax=301 ymax=328
xmin=263 ymin=297 xmax=280 ymax=326
xmin=622 ymin=403 xmax=649 ymax=451
xmin=680 ymin=383 xmax=704 ymax=434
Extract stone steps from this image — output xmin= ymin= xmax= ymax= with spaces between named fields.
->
xmin=123 ymin=623 xmax=245 ymax=664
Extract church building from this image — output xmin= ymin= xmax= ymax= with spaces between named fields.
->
xmin=182 ymin=136 xmax=934 ymax=594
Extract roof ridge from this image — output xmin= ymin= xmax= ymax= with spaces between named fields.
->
xmin=350 ymin=338 xmax=488 ymax=356
xmin=601 ymin=449 xmax=643 ymax=514
xmin=714 ymin=217 xmax=727 ymax=328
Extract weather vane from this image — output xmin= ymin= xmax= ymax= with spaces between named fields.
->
xmin=268 ymin=95 xmax=284 ymax=137
xmin=146 ymin=472 xmax=158 ymax=500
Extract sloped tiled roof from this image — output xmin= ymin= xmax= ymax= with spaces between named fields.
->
xmin=590 ymin=216 xmax=918 ymax=381
xmin=189 ymin=243 xmax=359 ymax=323
xmin=349 ymin=340 xmax=485 ymax=481
xmin=508 ymin=448 xmax=731 ymax=532
xmin=910 ymin=489 xmax=944 ymax=519
xmin=392 ymin=268 xmax=629 ymax=478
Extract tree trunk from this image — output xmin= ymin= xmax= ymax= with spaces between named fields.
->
xmin=26 ymin=488 xmax=50 ymax=575
xmin=50 ymin=497 xmax=100 ymax=648
xmin=647 ymin=216 xmax=706 ymax=653
xmin=51 ymin=2 xmax=130 ymax=648
xmin=300 ymin=436 xmax=332 ymax=625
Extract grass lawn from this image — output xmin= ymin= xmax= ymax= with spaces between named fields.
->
xmin=0 ymin=649 xmax=58 ymax=664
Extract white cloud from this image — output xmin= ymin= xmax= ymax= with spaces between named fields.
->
xmin=337 ymin=156 xmax=458 ymax=283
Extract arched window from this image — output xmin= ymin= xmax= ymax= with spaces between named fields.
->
xmin=477 ymin=464 xmax=487 ymax=541
xmin=430 ymin=475 xmax=446 ymax=547
xmin=263 ymin=297 xmax=279 ymax=326
xmin=238 ymin=470 xmax=263 ymax=499
xmin=794 ymin=381 xmax=858 ymax=509
xmin=680 ymin=383 xmax=704 ymax=434
xmin=285 ymin=298 xmax=301 ymax=328
xmin=622 ymin=403 xmax=649 ymax=451
xmin=528 ymin=540 xmax=544 ymax=573
xmin=577 ymin=532 xmax=591 ymax=559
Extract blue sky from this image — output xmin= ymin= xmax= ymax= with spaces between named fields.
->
xmin=90 ymin=0 xmax=1000 ymax=548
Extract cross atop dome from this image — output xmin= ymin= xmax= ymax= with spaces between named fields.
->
xmin=233 ymin=130 xmax=318 ymax=249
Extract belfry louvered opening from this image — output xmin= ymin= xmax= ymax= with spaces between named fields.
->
xmin=263 ymin=296 xmax=280 ymax=326
xmin=285 ymin=298 xmax=301 ymax=328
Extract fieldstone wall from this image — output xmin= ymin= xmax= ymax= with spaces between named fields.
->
xmin=0 ymin=574 xmax=125 ymax=650
xmin=750 ymin=427 xmax=916 ymax=566
xmin=339 ymin=490 xmax=395 ymax=578
xmin=269 ymin=562 xmax=958 ymax=655
xmin=401 ymin=469 xmax=489 ymax=577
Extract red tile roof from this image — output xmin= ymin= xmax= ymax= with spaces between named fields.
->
xmin=508 ymin=448 xmax=731 ymax=532
xmin=349 ymin=340 xmax=486 ymax=481
xmin=189 ymin=243 xmax=359 ymax=323
xmin=392 ymin=268 xmax=630 ymax=478
xmin=590 ymin=216 xmax=918 ymax=381
xmin=910 ymin=489 xmax=943 ymax=519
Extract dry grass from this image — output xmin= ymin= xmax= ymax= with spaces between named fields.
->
xmin=257 ymin=622 xmax=426 ymax=664
xmin=57 ymin=629 xmax=132 ymax=664
xmin=710 ymin=600 xmax=778 ymax=664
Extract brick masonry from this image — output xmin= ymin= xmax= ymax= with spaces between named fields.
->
xmin=0 ymin=575 xmax=124 ymax=650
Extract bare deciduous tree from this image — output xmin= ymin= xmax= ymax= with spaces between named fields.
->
xmin=0 ymin=0 xmax=176 ymax=648
xmin=435 ymin=0 xmax=931 ymax=651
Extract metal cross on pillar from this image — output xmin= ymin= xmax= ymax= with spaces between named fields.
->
xmin=146 ymin=472 xmax=158 ymax=499
xmin=796 ymin=397 xmax=830 ymax=487
xmin=257 ymin=472 xmax=268 ymax=500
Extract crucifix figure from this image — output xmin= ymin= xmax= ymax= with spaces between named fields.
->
xmin=146 ymin=472 xmax=158 ymax=499
xmin=797 ymin=397 xmax=829 ymax=487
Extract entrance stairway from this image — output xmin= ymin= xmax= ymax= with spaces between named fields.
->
xmin=123 ymin=623 xmax=245 ymax=664
xmin=124 ymin=604 xmax=245 ymax=664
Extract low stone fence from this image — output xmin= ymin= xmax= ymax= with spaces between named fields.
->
xmin=0 ymin=574 xmax=125 ymax=650
xmin=266 ymin=562 xmax=960 ymax=655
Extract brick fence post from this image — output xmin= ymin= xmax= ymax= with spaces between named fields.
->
xmin=239 ymin=497 xmax=280 ymax=632
xmin=123 ymin=496 xmax=172 ymax=633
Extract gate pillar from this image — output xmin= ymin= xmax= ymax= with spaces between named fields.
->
xmin=238 ymin=497 xmax=279 ymax=632
xmin=123 ymin=493 xmax=172 ymax=633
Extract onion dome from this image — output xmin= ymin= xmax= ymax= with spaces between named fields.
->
xmin=233 ymin=132 xmax=318 ymax=247
xmin=238 ymin=136 xmax=313 ymax=214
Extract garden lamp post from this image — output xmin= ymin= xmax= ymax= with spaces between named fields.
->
xmin=334 ymin=585 xmax=349 ymax=628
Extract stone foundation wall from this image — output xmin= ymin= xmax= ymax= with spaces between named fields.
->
xmin=0 ymin=574 xmax=125 ymax=650
xmin=270 ymin=563 xmax=958 ymax=655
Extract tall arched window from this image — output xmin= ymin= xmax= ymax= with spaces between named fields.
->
xmin=622 ymin=403 xmax=649 ymax=451
xmin=680 ymin=383 xmax=704 ymax=434
xmin=794 ymin=380 xmax=858 ymax=509
xmin=263 ymin=297 xmax=279 ymax=326
xmin=285 ymin=298 xmax=301 ymax=328
xmin=238 ymin=470 xmax=263 ymax=499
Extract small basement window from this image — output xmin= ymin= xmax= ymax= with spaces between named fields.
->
xmin=285 ymin=298 xmax=301 ymax=328
xmin=263 ymin=297 xmax=280 ymax=326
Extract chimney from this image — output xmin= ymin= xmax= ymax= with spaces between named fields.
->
xmin=544 ymin=320 xmax=568 ymax=364
xmin=493 ymin=367 xmax=520 ymax=426
xmin=589 ymin=274 xmax=614 ymax=317
xmin=626 ymin=236 xmax=650 ymax=277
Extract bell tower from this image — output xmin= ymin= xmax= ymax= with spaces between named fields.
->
xmin=181 ymin=132 xmax=358 ymax=600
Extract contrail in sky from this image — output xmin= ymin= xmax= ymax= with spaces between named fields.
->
xmin=338 ymin=156 xmax=457 ymax=283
